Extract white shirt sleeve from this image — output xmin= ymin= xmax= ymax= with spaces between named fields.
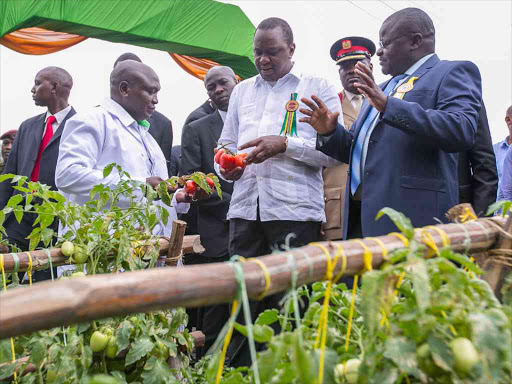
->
xmin=284 ymin=80 xmax=343 ymax=167
xmin=214 ymin=85 xmax=240 ymax=182
xmin=56 ymin=113 xmax=122 ymax=195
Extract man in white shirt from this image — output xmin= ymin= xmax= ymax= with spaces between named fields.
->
xmin=0 ymin=66 xmax=76 ymax=282
xmin=56 ymin=60 xmax=190 ymax=238
xmin=215 ymin=17 xmax=341 ymax=366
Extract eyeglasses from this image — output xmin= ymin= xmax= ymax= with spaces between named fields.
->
xmin=378 ymin=35 xmax=408 ymax=50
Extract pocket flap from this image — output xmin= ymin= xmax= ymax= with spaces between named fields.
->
xmin=400 ymin=175 xmax=447 ymax=192
xmin=324 ymin=187 xmax=342 ymax=201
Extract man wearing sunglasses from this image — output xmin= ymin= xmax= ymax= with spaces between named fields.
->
xmin=301 ymin=7 xmax=482 ymax=238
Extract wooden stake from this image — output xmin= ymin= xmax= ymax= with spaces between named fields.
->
xmin=0 ymin=218 xmax=501 ymax=339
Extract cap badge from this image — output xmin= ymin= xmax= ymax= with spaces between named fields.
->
xmin=342 ymin=40 xmax=352 ymax=49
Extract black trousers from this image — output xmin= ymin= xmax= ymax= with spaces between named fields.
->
xmin=184 ymin=252 xmax=231 ymax=359
xmin=5 ymin=214 xmax=57 ymax=283
xmin=226 ymin=216 xmax=321 ymax=367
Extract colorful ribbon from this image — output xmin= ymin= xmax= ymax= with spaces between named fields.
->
xmin=280 ymin=93 xmax=299 ymax=137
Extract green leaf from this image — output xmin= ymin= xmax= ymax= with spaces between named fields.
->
xmin=125 ymin=336 xmax=154 ymax=366
xmin=427 ymin=334 xmax=454 ymax=372
xmin=360 ymin=270 xmax=382 ymax=342
xmin=408 ymin=256 xmax=430 ymax=313
xmin=7 ymin=194 xmax=23 ymax=208
xmin=0 ymin=173 xmax=15 ymax=183
xmin=0 ymin=361 xmax=18 ymax=380
xmin=292 ymin=334 xmax=316 ymax=384
xmin=233 ymin=323 xmax=274 ymax=343
xmin=103 ymin=163 xmax=115 ymax=178
xmin=255 ymin=309 xmax=279 ymax=326
xmin=141 ymin=356 xmax=178 ymax=384
xmin=376 ymin=208 xmax=414 ymax=239
xmin=116 ymin=321 xmax=133 ymax=353
xmin=383 ymin=337 xmax=420 ymax=375
xmin=157 ymin=181 xmax=172 ymax=206
xmin=31 ymin=339 xmax=46 ymax=366
xmin=485 ymin=200 xmax=511 ymax=216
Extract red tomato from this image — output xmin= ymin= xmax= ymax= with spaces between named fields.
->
xmin=185 ymin=180 xmax=197 ymax=195
xmin=206 ymin=177 xmax=215 ymax=188
xmin=234 ymin=153 xmax=248 ymax=169
xmin=220 ymin=153 xmax=235 ymax=171
xmin=214 ymin=148 xmax=225 ymax=164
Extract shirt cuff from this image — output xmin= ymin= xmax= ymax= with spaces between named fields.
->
xmin=173 ymin=188 xmax=190 ymax=214
xmin=316 ymin=131 xmax=335 ymax=148
xmin=284 ymin=136 xmax=305 ymax=158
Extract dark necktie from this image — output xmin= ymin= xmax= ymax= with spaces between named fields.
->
xmin=31 ymin=115 xmax=56 ymax=182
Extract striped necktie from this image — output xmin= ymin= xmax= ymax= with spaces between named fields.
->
xmin=350 ymin=74 xmax=407 ymax=195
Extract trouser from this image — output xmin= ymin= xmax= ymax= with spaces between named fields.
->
xmin=185 ymin=252 xmax=231 ymax=359
xmin=5 ymin=214 xmax=57 ymax=283
xmin=226 ymin=216 xmax=321 ymax=367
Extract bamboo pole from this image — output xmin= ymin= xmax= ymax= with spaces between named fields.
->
xmin=0 ymin=217 xmax=502 ymax=339
xmin=0 ymin=234 xmax=204 ymax=273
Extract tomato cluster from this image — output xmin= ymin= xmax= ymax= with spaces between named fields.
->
xmin=215 ymin=148 xmax=247 ymax=171
xmin=185 ymin=176 xmax=214 ymax=196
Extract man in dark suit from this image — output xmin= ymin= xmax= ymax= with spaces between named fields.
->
xmin=180 ymin=66 xmax=237 ymax=356
xmin=114 ymin=53 xmax=173 ymax=175
xmin=0 ymin=66 xmax=76 ymax=281
xmin=301 ymin=8 xmax=482 ymax=238
xmin=458 ymin=102 xmax=497 ymax=216
xmin=184 ymin=99 xmax=215 ymax=126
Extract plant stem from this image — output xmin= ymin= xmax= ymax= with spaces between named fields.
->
xmin=101 ymin=351 xmax=108 ymax=374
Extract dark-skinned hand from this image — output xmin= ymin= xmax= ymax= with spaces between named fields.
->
xmin=299 ymin=95 xmax=340 ymax=136
xmin=239 ymin=136 xmax=287 ymax=165
xmin=353 ymin=61 xmax=388 ymax=113
xmin=146 ymin=176 xmax=177 ymax=193
xmin=214 ymin=148 xmax=245 ymax=181
xmin=180 ymin=187 xmax=209 ymax=203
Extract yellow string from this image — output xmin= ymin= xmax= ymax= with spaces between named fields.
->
xmin=215 ymin=300 xmax=238 ymax=384
xmin=247 ymin=258 xmax=271 ymax=300
xmin=309 ymin=243 xmax=346 ymax=384
xmin=459 ymin=207 xmax=477 ymax=223
xmin=26 ymin=252 xmax=33 ymax=286
xmin=0 ymin=255 xmax=18 ymax=383
xmin=388 ymin=232 xmax=409 ymax=247
xmin=424 ymin=226 xmax=450 ymax=247
xmin=440 ymin=310 xmax=457 ymax=336
xmin=345 ymin=274 xmax=359 ymax=352
xmin=367 ymin=237 xmax=389 ymax=260
xmin=419 ymin=229 xmax=439 ymax=258
xmin=353 ymin=240 xmax=373 ymax=272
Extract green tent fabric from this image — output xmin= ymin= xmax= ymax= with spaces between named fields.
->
xmin=0 ymin=0 xmax=257 ymax=79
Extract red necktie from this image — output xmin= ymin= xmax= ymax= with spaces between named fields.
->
xmin=31 ymin=115 xmax=56 ymax=182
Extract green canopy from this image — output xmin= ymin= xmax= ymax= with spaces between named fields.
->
xmin=0 ymin=0 xmax=257 ymax=78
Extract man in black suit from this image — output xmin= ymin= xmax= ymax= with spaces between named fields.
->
xmin=0 ymin=66 xmax=76 ymax=282
xmin=184 ymin=99 xmax=215 ymax=126
xmin=458 ymin=101 xmax=498 ymax=215
xmin=114 ymin=53 xmax=173 ymax=175
xmin=180 ymin=66 xmax=237 ymax=356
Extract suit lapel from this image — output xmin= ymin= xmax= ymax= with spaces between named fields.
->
xmin=407 ymin=54 xmax=439 ymax=81
xmin=208 ymin=110 xmax=224 ymax=142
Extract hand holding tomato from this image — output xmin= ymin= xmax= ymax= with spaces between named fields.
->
xmin=214 ymin=148 xmax=245 ymax=181
xmin=238 ymin=136 xmax=287 ymax=165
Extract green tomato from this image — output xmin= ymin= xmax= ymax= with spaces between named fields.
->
xmin=335 ymin=359 xmax=361 ymax=384
xmin=129 ymin=316 xmax=138 ymax=326
xmin=71 ymin=272 xmax=86 ymax=278
xmin=90 ymin=331 xmax=109 ymax=353
xmin=61 ymin=241 xmax=75 ymax=257
xmin=105 ymin=336 xmax=118 ymax=359
xmin=46 ymin=368 xmax=58 ymax=383
xmin=450 ymin=337 xmax=479 ymax=374
xmin=88 ymin=374 xmax=121 ymax=384
xmin=73 ymin=245 xmax=88 ymax=264
xmin=417 ymin=343 xmax=430 ymax=359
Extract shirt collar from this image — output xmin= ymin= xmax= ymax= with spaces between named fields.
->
xmin=405 ymin=53 xmax=436 ymax=75
xmin=218 ymin=109 xmax=227 ymax=122
xmin=255 ymin=62 xmax=300 ymax=86
xmin=100 ymin=97 xmax=137 ymax=128
xmin=343 ymin=89 xmax=360 ymax=101
xmin=501 ymin=136 xmax=511 ymax=147
xmin=45 ymin=105 xmax=72 ymax=125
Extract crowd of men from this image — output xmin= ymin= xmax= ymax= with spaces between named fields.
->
xmin=0 ymin=7 xmax=510 ymax=365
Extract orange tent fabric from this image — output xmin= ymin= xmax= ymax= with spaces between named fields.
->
xmin=0 ymin=28 xmax=223 ymax=80
xmin=0 ymin=28 xmax=87 ymax=55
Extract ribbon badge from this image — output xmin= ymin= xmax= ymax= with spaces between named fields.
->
xmin=280 ymin=93 xmax=299 ymax=137
xmin=393 ymin=76 xmax=419 ymax=100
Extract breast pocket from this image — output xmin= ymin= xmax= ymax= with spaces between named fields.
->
xmin=239 ymin=103 xmax=257 ymax=129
